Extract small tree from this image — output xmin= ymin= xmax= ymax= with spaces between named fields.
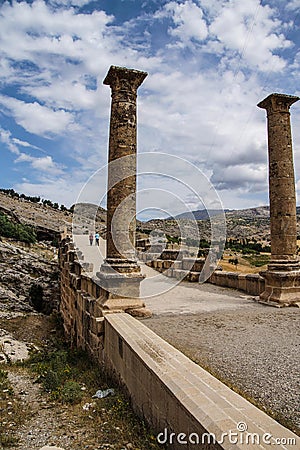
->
xmin=229 ymin=257 xmax=238 ymax=268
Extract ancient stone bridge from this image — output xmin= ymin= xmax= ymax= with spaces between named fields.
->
xmin=58 ymin=66 xmax=300 ymax=449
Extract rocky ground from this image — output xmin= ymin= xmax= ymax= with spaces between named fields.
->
xmin=0 ymin=237 xmax=60 ymax=316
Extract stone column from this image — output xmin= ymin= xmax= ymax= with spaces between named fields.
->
xmin=257 ymin=93 xmax=300 ymax=306
xmin=97 ymin=65 xmax=151 ymax=316
xmin=103 ymin=66 xmax=147 ymax=273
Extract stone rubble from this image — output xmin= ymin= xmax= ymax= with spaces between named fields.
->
xmin=0 ymin=330 xmax=32 ymax=362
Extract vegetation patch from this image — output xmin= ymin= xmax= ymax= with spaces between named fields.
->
xmin=0 ymin=211 xmax=36 ymax=243
xmin=22 ymin=336 xmax=163 ymax=448
xmin=243 ymin=253 xmax=270 ymax=267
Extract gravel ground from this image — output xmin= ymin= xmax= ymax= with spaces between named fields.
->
xmin=144 ymin=305 xmax=300 ymax=435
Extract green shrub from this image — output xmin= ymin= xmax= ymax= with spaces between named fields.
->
xmin=61 ymin=381 xmax=83 ymax=404
xmin=244 ymin=254 xmax=270 ymax=267
xmin=26 ymin=349 xmax=88 ymax=404
xmin=0 ymin=211 xmax=36 ymax=243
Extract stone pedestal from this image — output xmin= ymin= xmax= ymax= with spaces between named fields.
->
xmin=98 ymin=65 xmax=151 ymax=317
xmin=96 ymin=271 xmax=150 ymax=317
xmin=257 ymin=93 xmax=300 ymax=306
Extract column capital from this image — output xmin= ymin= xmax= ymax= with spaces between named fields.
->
xmin=103 ymin=65 xmax=148 ymax=93
xmin=257 ymin=93 xmax=299 ymax=113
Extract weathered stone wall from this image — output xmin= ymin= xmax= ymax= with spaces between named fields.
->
xmin=142 ymin=253 xmax=265 ymax=296
xmin=209 ymin=271 xmax=265 ymax=295
xmin=59 ymin=236 xmax=105 ymax=360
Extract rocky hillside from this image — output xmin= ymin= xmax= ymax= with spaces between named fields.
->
xmin=0 ymin=192 xmax=64 ymax=317
xmin=0 ymin=190 xmax=290 ymax=245
xmin=0 ymin=191 xmax=72 ymax=240
xmin=0 ymin=192 xmax=110 ymax=238
xmin=71 ymin=202 xmax=106 ymax=235
xmin=0 ymin=237 xmax=60 ymax=317
xmin=139 ymin=206 xmax=300 ymax=243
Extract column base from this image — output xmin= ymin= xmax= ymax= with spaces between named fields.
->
xmin=96 ymin=263 xmax=151 ymax=318
xmin=101 ymin=258 xmax=142 ymax=274
xmin=259 ymin=260 xmax=300 ymax=307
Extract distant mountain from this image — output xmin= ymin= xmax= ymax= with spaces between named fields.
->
xmin=227 ymin=206 xmax=270 ymax=218
xmin=173 ymin=209 xmax=231 ymax=221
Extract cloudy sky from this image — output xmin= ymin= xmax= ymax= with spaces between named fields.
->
xmin=0 ymin=0 xmax=300 ymax=217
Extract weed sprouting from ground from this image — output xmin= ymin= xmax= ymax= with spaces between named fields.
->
xmin=25 ymin=346 xmax=97 ymax=402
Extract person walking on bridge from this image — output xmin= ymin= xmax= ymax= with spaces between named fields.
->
xmin=95 ymin=232 xmax=100 ymax=246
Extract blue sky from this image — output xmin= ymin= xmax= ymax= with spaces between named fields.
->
xmin=0 ymin=0 xmax=300 ymax=216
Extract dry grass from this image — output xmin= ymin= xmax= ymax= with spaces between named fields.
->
xmin=220 ymin=251 xmax=269 ymax=273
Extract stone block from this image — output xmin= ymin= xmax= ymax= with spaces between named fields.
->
xmin=238 ymin=273 xmax=247 ymax=292
xmin=259 ymin=269 xmax=300 ymax=305
xmin=160 ymin=249 xmax=179 ymax=260
xmin=82 ymin=262 xmax=94 ymax=272
xmin=162 ymin=260 xmax=173 ymax=269
xmin=165 ymin=268 xmax=173 ymax=278
xmin=74 ymin=261 xmax=81 ymax=276
xmin=188 ymin=271 xmax=200 ymax=282
xmin=245 ymin=274 xmax=261 ymax=296
xmin=226 ymin=272 xmax=239 ymax=289
xmin=173 ymin=260 xmax=182 ymax=270
xmin=90 ymin=316 xmax=105 ymax=335
xmin=157 ymin=260 xmax=163 ymax=269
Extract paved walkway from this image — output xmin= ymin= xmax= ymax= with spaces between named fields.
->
xmin=73 ymin=235 xmax=256 ymax=313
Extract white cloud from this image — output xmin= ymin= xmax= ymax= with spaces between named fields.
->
xmin=24 ymin=80 xmax=98 ymax=110
xmin=0 ymin=125 xmax=64 ymax=178
xmin=159 ymin=0 xmax=208 ymax=46
xmin=12 ymin=138 xmax=44 ymax=153
xmin=0 ymin=95 xmax=75 ymax=136
xmin=286 ymin=0 xmax=300 ymax=10
xmin=0 ymin=128 xmax=20 ymax=155
xmin=48 ymin=0 xmax=93 ymax=7
xmin=15 ymin=153 xmax=64 ymax=176
xmin=208 ymin=0 xmax=291 ymax=71
xmin=14 ymin=179 xmax=77 ymax=207
xmin=211 ymin=163 xmax=267 ymax=191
